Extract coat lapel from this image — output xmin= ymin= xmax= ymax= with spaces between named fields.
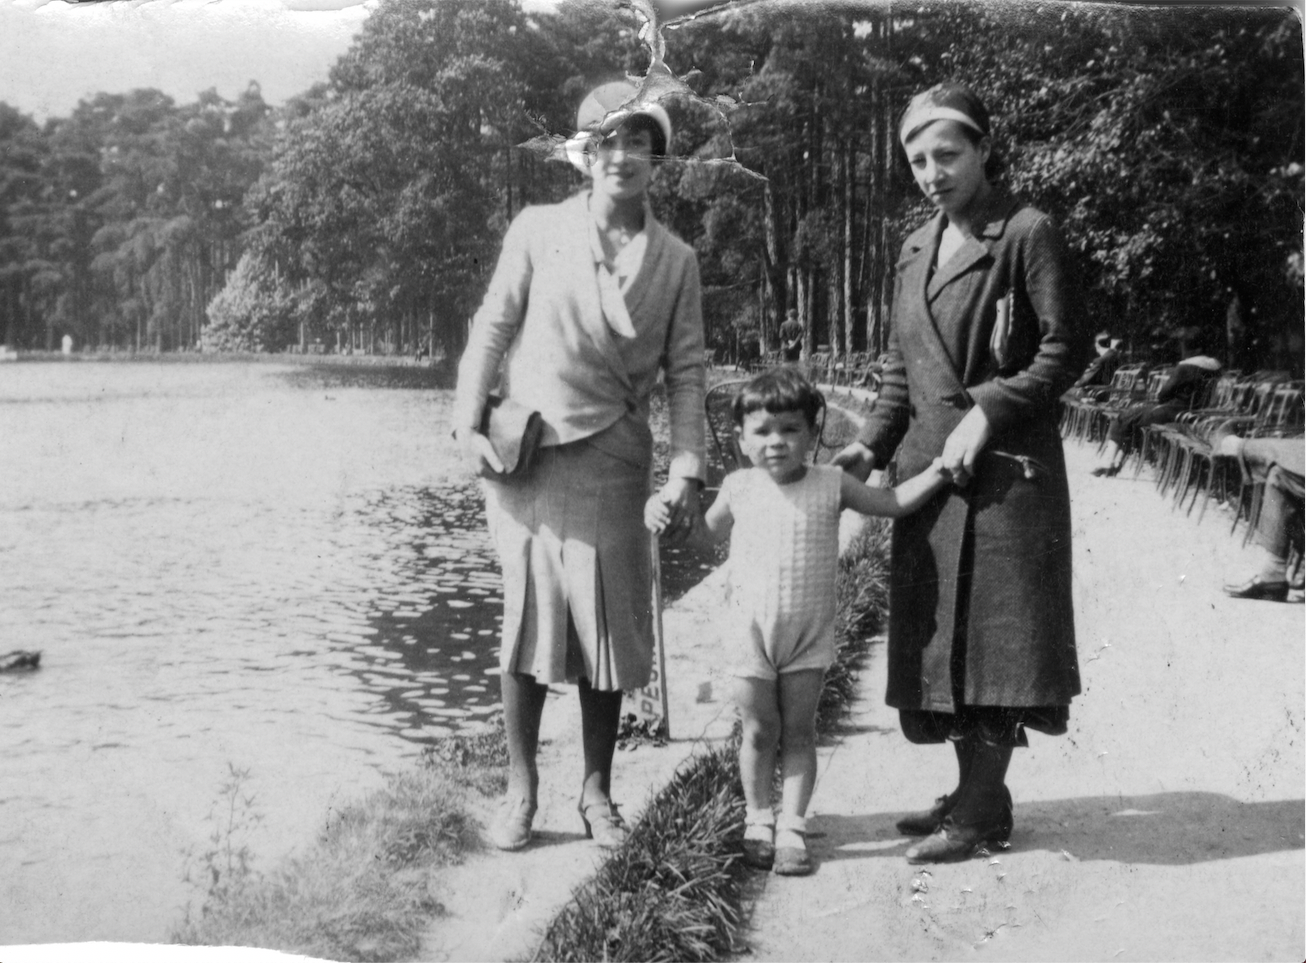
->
xmin=900 ymin=216 xmax=969 ymax=398
xmin=619 ymin=203 xmax=664 ymax=322
xmin=926 ymin=235 xmax=989 ymax=300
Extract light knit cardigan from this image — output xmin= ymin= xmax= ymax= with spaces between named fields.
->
xmin=453 ymin=191 xmax=706 ymax=481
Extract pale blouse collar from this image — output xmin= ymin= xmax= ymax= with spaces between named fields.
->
xmin=586 ymin=193 xmax=650 ymax=339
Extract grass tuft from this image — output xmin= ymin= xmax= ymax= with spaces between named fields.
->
xmin=532 ymin=738 xmax=747 ymax=963
xmin=172 ymin=724 xmax=506 ymax=962
xmin=821 ymin=517 xmax=892 ymax=730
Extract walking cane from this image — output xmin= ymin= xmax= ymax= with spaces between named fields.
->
xmin=625 ymin=535 xmax=672 ymax=740
xmin=638 ymin=532 xmax=671 ymax=739
xmin=630 ymin=466 xmax=672 ymax=740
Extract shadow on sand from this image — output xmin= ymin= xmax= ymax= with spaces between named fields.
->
xmin=816 ymin=791 xmax=1305 ymax=865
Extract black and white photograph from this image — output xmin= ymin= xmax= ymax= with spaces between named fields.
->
xmin=0 ymin=0 xmax=1302 ymax=960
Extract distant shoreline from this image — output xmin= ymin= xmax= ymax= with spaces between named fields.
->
xmin=12 ymin=350 xmax=448 ymax=368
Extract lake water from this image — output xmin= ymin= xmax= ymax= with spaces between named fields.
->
xmin=0 ymin=359 xmax=716 ymax=945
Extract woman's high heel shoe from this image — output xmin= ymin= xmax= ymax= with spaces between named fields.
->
xmin=578 ymin=797 xmax=628 ymax=848
xmin=489 ymin=798 xmax=537 ymax=851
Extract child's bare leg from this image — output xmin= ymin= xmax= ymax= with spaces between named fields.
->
xmin=777 ymin=668 xmax=825 ymax=820
xmin=770 ymin=668 xmax=824 ymax=875
xmin=734 ymin=676 xmax=782 ymax=811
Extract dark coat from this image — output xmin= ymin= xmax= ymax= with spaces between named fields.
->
xmin=1073 ymin=348 xmax=1120 ymax=389
xmin=858 ymin=189 xmax=1083 ymax=712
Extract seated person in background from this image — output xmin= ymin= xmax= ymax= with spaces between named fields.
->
xmin=1073 ymin=331 xmax=1121 ymax=390
xmin=1217 ymin=433 xmax=1305 ymax=602
xmin=1090 ymin=342 xmax=1222 ymax=477
xmin=779 ymin=309 xmax=804 ymax=363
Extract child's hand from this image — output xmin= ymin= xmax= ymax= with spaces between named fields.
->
xmin=931 ymin=456 xmax=956 ymax=485
xmin=644 ymin=494 xmax=673 ymax=534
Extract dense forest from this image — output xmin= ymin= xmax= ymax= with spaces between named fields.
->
xmin=0 ymin=0 xmax=1301 ymax=372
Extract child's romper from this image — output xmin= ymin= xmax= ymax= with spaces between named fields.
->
xmin=718 ymin=463 xmax=842 ymax=679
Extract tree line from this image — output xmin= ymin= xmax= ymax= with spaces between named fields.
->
xmin=0 ymin=0 xmax=1300 ymax=372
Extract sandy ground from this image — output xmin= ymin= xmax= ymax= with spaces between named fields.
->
xmin=742 ymin=439 xmax=1305 ymax=963
xmin=417 ymin=436 xmax=1304 ymax=963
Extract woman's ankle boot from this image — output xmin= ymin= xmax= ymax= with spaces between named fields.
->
xmin=896 ymin=740 xmax=972 ymax=836
xmin=906 ymin=742 xmax=1013 ymax=864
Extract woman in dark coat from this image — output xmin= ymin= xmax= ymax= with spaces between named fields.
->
xmin=835 ymin=83 xmax=1083 ymax=863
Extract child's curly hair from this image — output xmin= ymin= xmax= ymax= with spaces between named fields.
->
xmin=731 ymin=366 xmax=825 ymax=429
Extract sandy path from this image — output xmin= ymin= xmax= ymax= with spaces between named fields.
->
xmin=740 ymin=439 xmax=1304 ymax=962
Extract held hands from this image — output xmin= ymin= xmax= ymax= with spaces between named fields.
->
xmin=643 ymin=494 xmax=674 ymax=534
xmin=831 ymin=441 xmax=876 ymax=482
xmin=455 ymin=426 xmax=504 ymax=476
xmin=644 ymin=477 xmax=702 ymax=544
xmin=939 ymin=405 xmax=992 ymax=487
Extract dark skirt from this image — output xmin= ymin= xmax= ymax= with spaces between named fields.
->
xmin=899 ymin=705 xmax=1069 ymax=748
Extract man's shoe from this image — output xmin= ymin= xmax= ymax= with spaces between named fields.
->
xmin=1223 ymin=577 xmax=1290 ymax=601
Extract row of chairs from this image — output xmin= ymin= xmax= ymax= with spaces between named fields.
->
xmin=1061 ymin=363 xmax=1165 ymax=444
xmin=1135 ymin=375 xmax=1303 ymax=533
xmin=742 ymin=351 xmax=884 ymax=392
xmin=1063 ymin=369 xmax=1304 ymax=540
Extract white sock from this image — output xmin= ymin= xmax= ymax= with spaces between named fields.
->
xmin=775 ymin=813 xmax=807 ymax=849
xmin=744 ymin=807 xmax=775 ymax=840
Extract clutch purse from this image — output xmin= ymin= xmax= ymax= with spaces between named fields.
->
xmin=478 ymin=394 xmax=544 ymax=479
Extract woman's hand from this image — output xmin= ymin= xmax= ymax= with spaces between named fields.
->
xmin=455 ymin=426 xmax=504 ymax=476
xmin=940 ymin=405 xmax=992 ymax=486
xmin=644 ymin=494 xmax=672 ymax=535
xmin=656 ymin=477 xmax=701 ymax=542
xmin=832 ymin=441 xmax=877 ymax=482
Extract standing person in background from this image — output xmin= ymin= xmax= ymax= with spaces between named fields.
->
xmin=833 ymin=83 xmax=1083 ymax=863
xmin=452 ymin=81 xmax=706 ymax=851
xmin=779 ymin=308 xmax=804 ymax=362
xmin=1073 ymin=330 xmax=1121 ymax=389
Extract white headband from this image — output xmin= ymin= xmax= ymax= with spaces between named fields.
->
xmin=900 ymin=107 xmax=985 ymax=145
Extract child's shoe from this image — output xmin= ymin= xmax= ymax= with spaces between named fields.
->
xmin=773 ymin=813 xmax=813 ymax=876
xmin=741 ymin=808 xmax=775 ymax=870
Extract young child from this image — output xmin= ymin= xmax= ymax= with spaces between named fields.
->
xmin=645 ymin=367 xmax=950 ymax=876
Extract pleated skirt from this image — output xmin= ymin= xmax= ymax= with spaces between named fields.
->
xmin=483 ymin=434 xmax=654 ymax=691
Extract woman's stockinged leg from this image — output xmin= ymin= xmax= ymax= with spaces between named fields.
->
xmin=578 ymin=676 xmax=624 ymax=804
xmin=501 ymin=671 xmax=548 ymax=806
xmin=953 ymin=739 xmax=1013 ymax=822
xmin=733 ymin=677 xmax=782 ymax=812
xmin=776 ymin=669 xmax=825 ymax=820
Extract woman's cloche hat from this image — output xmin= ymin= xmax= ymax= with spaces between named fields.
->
xmin=564 ymin=80 xmax=673 ymax=173
xmin=899 ymin=82 xmax=991 ymax=146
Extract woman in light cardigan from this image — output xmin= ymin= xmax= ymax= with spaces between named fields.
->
xmin=452 ymin=82 xmax=706 ymax=851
